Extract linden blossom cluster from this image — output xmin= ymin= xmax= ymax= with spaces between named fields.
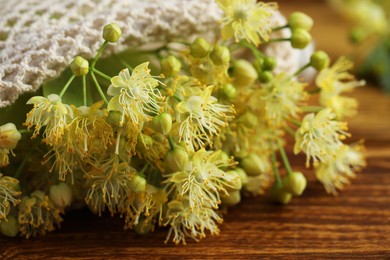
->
xmin=0 ymin=0 xmax=366 ymax=244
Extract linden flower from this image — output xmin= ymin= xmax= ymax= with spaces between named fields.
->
xmin=176 ymin=86 xmax=234 ymax=151
xmin=316 ymin=57 xmax=365 ymax=119
xmin=0 ymin=123 xmax=21 ymax=150
xmin=164 ymin=198 xmax=222 ymax=245
xmin=25 ymin=94 xmax=72 ymax=146
xmin=165 ymin=149 xmax=237 ymax=210
xmin=315 ymin=143 xmax=366 ymax=195
xmin=107 ymin=62 xmax=164 ymax=127
xmin=0 ymin=173 xmax=21 ymax=221
xmin=294 ymin=108 xmax=350 ymax=167
xmin=216 ymin=0 xmax=278 ymax=46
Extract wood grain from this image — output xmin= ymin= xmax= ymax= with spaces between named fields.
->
xmin=1 ymin=1 xmax=390 ymax=259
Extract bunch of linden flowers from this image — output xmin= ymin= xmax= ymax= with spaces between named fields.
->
xmin=0 ymin=0 xmax=366 ymax=244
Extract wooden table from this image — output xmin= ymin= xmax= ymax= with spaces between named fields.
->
xmin=1 ymin=1 xmax=390 ymax=259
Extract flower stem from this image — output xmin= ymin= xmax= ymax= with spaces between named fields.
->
xmin=278 ymin=142 xmax=293 ymax=176
xmin=290 ymin=118 xmax=302 ymax=127
xmin=14 ymin=150 xmax=32 ymax=179
xmin=82 ymin=75 xmax=87 ymax=106
xmin=272 ymin=24 xmax=289 ymax=31
xmin=268 ymin=38 xmax=290 ymax=43
xmin=90 ymin=72 xmax=108 ymax=104
xmin=167 ymin=135 xmax=175 ymax=150
xmin=93 ymin=68 xmax=112 ymax=81
xmin=91 ymin=40 xmax=109 ymax=70
xmin=293 ymin=62 xmax=310 ymax=77
xmin=59 ymin=75 xmax=76 ymax=98
xmin=307 ymin=88 xmax=321 ymax=94
xmin=301 ymin=106 xmax=324 ymax=113
xmin=283 ymin=126 xmax=295 ymax=137
xmin=271 ymin=150 xmax=282 ymax=186
xmin=240 ymin=40 xmax=265 ymax=59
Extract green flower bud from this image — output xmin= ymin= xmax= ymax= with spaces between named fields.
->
xmin=235 ymin=168 xmax=248 ymax=186
xmin=31 ymin=190 xmax=45 ymax=201
xmin=0 ymin=215 xmax=19 ymax=237
xmin=190 ymin=37 xmax=211 ymax=58
xmin=238 ymin=111 xmax=258 ymax=128
xmin=259 ymin=71 xmax=273 ymax=83
xmin=310 ymin=51 xmax=330 ymax=71
xmin=240 ymin=153 xmax=266 ymax=176
xmin=49 ymin=182 xmax=73 ymax=209
xmin=70 ymin=56 xmax=89 ymax=76
xmin=282 ymin=171 xmax=307 ymax=196
xmin=221 ymin=190 xmax=241 ymax=207
xmin=226 ymin=170 xmax=242 ymax=190
xmin=220 ymin=83 xmax=237 ymax=99
xmin=136 ymin=134 xmax=154 ymax=152
xmin=209 ymin=45 xmax=230 ymax=66
xmin=129 ymin=175 xmax=147 ymax=193
xmin=106 ymin=110 xmax=123 ymax=127
xmin=103 ymin=23 xmax=122 ymax=43
xmin=134 ymin=218 xmax=153 ymax=235
xmin=288 ymin=12 xmax=314 ymax=31
xmin=151 ymin=113 xmax=172 ymax=136
xmin=165 ymin=146 xmax=188 ymax=172
xmin=232 ymin=59 xmax=258 ymax=87
xmin=349 ymin=27 xmax=366 ymax=43
xmin=263 ymin=57 xmax=277 ymax=71
xmin=161 ymin=56 xmax=182 ymax=77
xmin=0 ymin=123 xmax=21 ymax=150
xmin=290 ymin=29 xmax=312 ymax=49
xmin=269 ymin=183 xmax=292 ymax=204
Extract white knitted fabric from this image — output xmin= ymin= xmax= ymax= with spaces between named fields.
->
xmin=0 ymin=0 xmax=307 ymax=108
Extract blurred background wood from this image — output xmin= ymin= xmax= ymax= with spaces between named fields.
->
xmin=1 ymin=0 xmax=390 ymax=259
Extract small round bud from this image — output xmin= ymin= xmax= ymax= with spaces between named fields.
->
xmin=269 ymin=183 xmax=292 ymax=204
xmin=235 ymin=168 xmax=248 ymax=186
xmin=226 ymin=170 xmax=242 ymax=190
xmin=310 ymin=51 xmax=330 ymax=71
xmin=151 ymin=113 xmax=172 ymax=136
xmin=49 ymin=182 xmax=73 ymax=209
xmin=70 ymin=56 xmax=89 ymax=76
xmin=209 ymin=45 xmax=230 ymax=66
xmin=263 ymin=57 xmax=277 ymax=71
xmin=221 ymin=190 xmax=241 ymax=207
xmin=349 ymin=27 xmax=366 ymax=43
xmin=240 ymin=153 xmax=266 ymax=176
xmin=103 ymin=23 xmax=122 ymax=43
xmin=0 ymin=123 xmax=21 ymax=150
xmin=232 ymin=59 xmax=258 ymax=87
xmin=165 ymin=146 xmax=188 ymax=172
xmin=238 ymin=111 xmax=258 ymax=128
xmin=190 ymin=37 xmax=211 ymax=58
xmin=161 ymin=56 xmax=182 ymax=77
xmin=288 ymin=12 xmax=314 ymax=31
xmin=220 ymin=84 xmax=237 ymax=99
xmin=106 ymin=110 xmax=123 ymax=127
xmin=282 ymin=171 xmax=307 ymax=196
xmin=0 ymin=215 xmax=19 ymax=237
xmin=129 ymin=175 xmax=147 ymax=193
xmin=290 ymin=29 xmax=312 ymax=49
xmin=136 ymin=134 xmax=154 ymax=152
xmin=259 ymin=71 xmax=273 ymax=83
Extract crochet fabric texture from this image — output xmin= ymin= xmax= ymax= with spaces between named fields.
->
xmin=0 ymin=0 xmax=305 ymax=108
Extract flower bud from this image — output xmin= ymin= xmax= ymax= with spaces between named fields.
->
xmin=310 ymin=51 xmax=330 ymax=71
xmin=161 ymin=56 xmax=182 ymax=77
xmin=349 ymin=27 xmax=366 ymax=43
xmin=0 ymin=215 xmax=19 ymax=237
xmin=269 ymin=183 xmax=292 ymax=204
xmin=129 ymin=175 xmax=147 ymax=193
xmin=49 ymin=182 xmax=73 ymax=209
xmin=209 ymin=45 xmax=230 ymax=66
xmin=221 ymin=190 xmax=241 ymax=207
xmin=240 ymin=154 xmax=266 ymax=176
xmin=190 ymin=37 xmax=211 ymax=58
xmin=235 ymin=168 xmax=248 ymax=186
xmin=106 ymin=110 xmax=123 ymax=127
xmin=136 ymin=134 xmax=154 ymax=152
xmin=70 ymin=56 xmax=89 ymax=76
xmin=259 ymin=71 xmax=273 ymax=83
xmin=220 ymin=84 xmax=237 ymax=99
xmin=0 ymin=123 xmax=21 ymax=150
xmin=226 ymin=170 xmax=242 ymax=190
xmin=263 ymin=57 xmax=277 ymax=71
xmin=134 ymin=218 xmax=153 ymax=235
xmin=238 ymin=111 xmax=258 ymax=128
xmin=165 ymin=146 xmax=188 ymax=172
xmin=288 ymin=12 xmax=314 ymax=31
xmin=290 ymin=29 xmax=312 ymax=49
xmin=232 ymin=59 xmax=258 ymax=87
xmin=103 ymin=23 xmax=122 ymax=43
xmin=282 ymin=171 xmax=307 ymax=196
xmin=151 ymin=113 xmax=172 ymax=135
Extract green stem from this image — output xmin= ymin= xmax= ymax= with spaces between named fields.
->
xmin=82 ymin=75 xmax=87 ymax=106
xmin=93 ymin=68 xmax=112 ymax=81
xmin=272 ymin=24 xmax=289 ymax=31
xmin=59 ymin=75 xmax=76 ymax=98
xmin=91 ymin=40 xmax=109 ymax=69
xmin=14 ymin=151 xmax=32 ymax=179
xmin=167 ymin=135 xmax=175 ymax=151
xmin=293 ymin=63 xmax=310 ymax=77
xmin=301 ymin=106 xmax=324 ymax=113
xmin=270 ymin=150 xmax=282 ymax=186
xmin=307 ymin=88 xmax=321 ymax=94
xmin=283 ymin=126 xmax=295 ymax=137
xmin=240 ymin=40 xmax=265 ymax=59
xmin=90 ymin=72 xmax=108 ymax=104
xmin=268 ymin=38 xmax=290 ymax=43
xmin=278 ymin=142 xmax=293 ymax=176
xmin=18 ymin=129 xmax=32 ymax=134
xmin=290 ymin=118 xmax=302 ymax=127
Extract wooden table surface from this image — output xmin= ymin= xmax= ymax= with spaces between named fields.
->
xmin=1 ymin=1 xmax=390 ymax=259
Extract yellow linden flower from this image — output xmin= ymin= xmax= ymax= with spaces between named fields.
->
xmin=25 ymin=94 xmax=72 ymax=146
xmin=176 ymin=86 xmax=234 ymax=151
xmin=315 ymin=143 xmax=365 ymax=195
xmin=216 ymin=0 xmax=278 ymax=46
xmin=0 ymin=123 xmax=21 ymax=150
xmin=107 ymin=62 xmax=164 ymax=127
xmin=294 ymin=108 xmax=350 ymax=167
xmin=0 ymin=173 xmax=21 ymax=220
